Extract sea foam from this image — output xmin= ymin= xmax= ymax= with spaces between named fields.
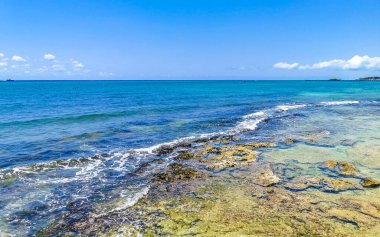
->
xmin=320 ymin=100 xmax=359 ymax=105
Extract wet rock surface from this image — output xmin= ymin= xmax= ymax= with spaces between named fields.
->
xmin=37 ymin=134 xmax=380 ymax=236
xmin=153 ymin=163 xmax=206 ymax=184
xmin=284 ymin=175 xmax=363 ymax=193
xmin=361 ymin=178 xmax=380 ymax=188
xmin=321 ymin=160 xmax=358 ymax=176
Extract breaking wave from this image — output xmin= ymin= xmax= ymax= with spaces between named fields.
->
xmin=320 ymin=100 xmax=359 ymax=105
xmin=0 ymin=100 xmax=362 ymax=177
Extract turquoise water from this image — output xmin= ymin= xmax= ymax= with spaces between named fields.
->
xmin=1 ymin=80 xmax=380 ymax=235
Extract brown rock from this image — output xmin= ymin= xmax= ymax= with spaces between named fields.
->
xmin=253 ymin=167 xmax=281 ymax=187
xmin=361 ymin=178 xmax=380 ymax=188
xmin=321 ymin=160 xmax=357 ymax=176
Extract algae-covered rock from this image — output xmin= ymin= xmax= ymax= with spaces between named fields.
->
xmin=155 ymin=143 xmax=191 ymax=155
xmin=285 ymin=176 xmax=362 ymax=193
xmin=321 ymin=160 xmax=357 ymax=176
xmin=135 ymin=158 xmax=165 ymax=174
xmin=196 ymin=145 xmax=221 ymax=157
xmin=201 ymin=145 xmax=257 ymax=171
xmin=240 ymin=142 xmax=276 ymax=149
xmin=174 ymin=151 xmax=195 ymax=160
xmin=320 ymin=178 xmax=362 ymax=193
xmin=216 ymin=135 xmax=241 ymax=144
xmin=206 ymin=160 xmax=236 ymax=171
xmin=252 ymin=166 xmax=281 ymax=187
xmin=155 ymin=145 xmax=175 ymax=155
xmin=154 ymin=163 xmax=205 ymax=183
xmin=284 ymin=176 xmax=322 ymax=191
xmin=361 ymin=178 xmax=380 ymax=188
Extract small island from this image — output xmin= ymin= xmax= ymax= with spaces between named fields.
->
xmin=328 ymin=78 xmax=341 ymax=81
xmin=356 ymin=77 xmax=380 ymax=81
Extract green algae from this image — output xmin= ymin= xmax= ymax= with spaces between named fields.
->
xmin=110 ymin=177 xmax=380 ymax=236
xmin=321 ymin=160 xmax=358 ymax=177
xmin=36 ymin=134 xmax=380 ymax=236
xmin=154 ymin=163 xmax=206 ymax=184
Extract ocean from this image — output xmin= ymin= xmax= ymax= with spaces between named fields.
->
xmin=1 ymin=80 xmax=380 ymax=235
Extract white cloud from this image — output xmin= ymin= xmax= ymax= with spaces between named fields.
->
xmin=0 ymin=53 xmax=93 ymax=77
xmin=71 ymin=59 xmax=84 ymax=71
xmin=273 ymin=62 xmax=299 ymax=69
xmin=44 ymin=53 xmax=56 ymax=60
xmin=274 ymin=55 xmax=380 ymax=70
xmin=11 ymin=55 xmax=26 ymax=62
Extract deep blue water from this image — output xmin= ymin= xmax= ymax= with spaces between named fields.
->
xmin=1 ymin=80 xmax=380 ymax=235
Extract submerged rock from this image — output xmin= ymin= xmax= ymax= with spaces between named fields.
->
xmin=320 ymin=178 xmax=362 ymax=193
xmin=240 ymin=142 xmax=276 ymax=149
xmin=196 ymin=145 xmax=221 ymax=157
xmin=285 ymin=176 xmax=362 ymax=193
xmin=321 ymin=160 xmax=357 ymax=177
xmin=193 ymin=142 xmax=276 ymax=172
xmin=252 ymin=166 xmax=281 ymax=187
xmin=155 ymin=145 xmax=175 ymax=155
xmin=201 ymin=145 xmax=257 ymax=171
xmin=361 ymin=178 xmax=380 ymax=188
xmin=284 ymin=176 xmax=322 ymax=191
xmin=0 ymin=174 xmax=18 ymax=188
xmin=341 ymin=139 xmax=356 ymax=146
xmin=155 ymin=143 xmax=191 ymax=155
xmin=283 ymin=138 xmax=296 ymax=144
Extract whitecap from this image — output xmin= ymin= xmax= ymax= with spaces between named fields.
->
xmin=275 ymin=104 xmax=307 ymax=111
xmin=320 ymin=100 xmax=359 ymax=105
xmin=233 ymin=118 xmax=266 ymax=132
xmin=242 ymin=111 xmax=266 ymax=118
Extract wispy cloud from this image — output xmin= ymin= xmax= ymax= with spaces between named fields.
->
xmin=43 ymin=53 xmax=56 ymax=60
xmin=0 ymin=52 xmax=112 ymax=78
xmin=70 ymin=59 xmax=84 ymax=71
xmin=11 ymin=55 xmax=26 ymax=62
xmin=273 ymin=62 xmax=299 ymax=69
xmin=274 ymin=55 xmax=380 ymax=70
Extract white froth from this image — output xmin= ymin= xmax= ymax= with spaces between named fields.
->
xmin=276 ymin=104 xmax=307 ymax=111
xmin=234 ymin=118 xmax=265 ymax=131
xmin=120 ymin=186 xmax=149 ymax=209
xmin=242 ymin=111 xmax=266 ymax=118
xmin=320 ymin=101 xmax=359 ymax=105
xmin=132 ymin=132 xmax=220 ymax=155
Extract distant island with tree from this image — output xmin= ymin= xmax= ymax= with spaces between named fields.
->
xmin=326 ymin=77 xmax=380 ymax=81
xmin=356 ymin=77 xmax=380 ymax=81
xmin=328 ymin=78 xmax=341 ymax=81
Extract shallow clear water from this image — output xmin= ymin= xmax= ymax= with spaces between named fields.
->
xmin=0 ymin=80 xmax=379 ymax=235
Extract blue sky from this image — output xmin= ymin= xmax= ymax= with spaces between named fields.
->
xmin=0 ymin=0 xmax=379 ymax=80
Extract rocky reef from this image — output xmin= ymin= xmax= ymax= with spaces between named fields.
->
xmin=37 ymin=134 xmax=380 ymax=236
